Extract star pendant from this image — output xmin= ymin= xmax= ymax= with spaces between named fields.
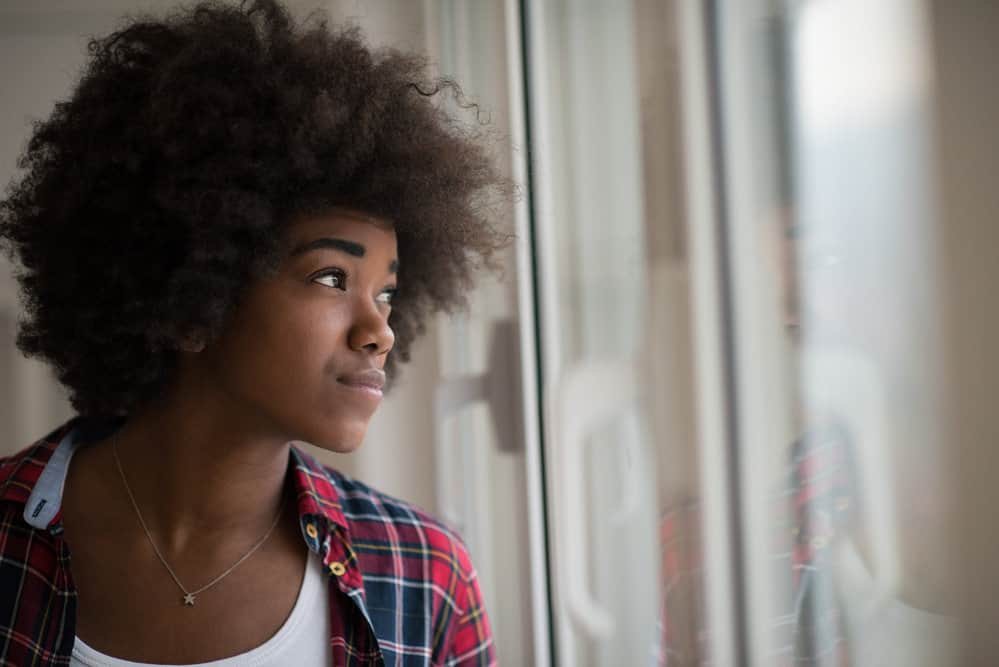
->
xmin=183 ymin=593 xmax=196 ymax=606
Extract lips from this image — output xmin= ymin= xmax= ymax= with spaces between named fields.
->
xmin=336 ymin=368 xmax=386 ymax=392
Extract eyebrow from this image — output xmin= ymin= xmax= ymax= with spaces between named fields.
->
xmin=290 ymin=237 xmax=398 ymax=273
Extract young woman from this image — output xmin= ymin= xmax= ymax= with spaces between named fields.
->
xmin=0 ymin=2 xmax=506 ymax=665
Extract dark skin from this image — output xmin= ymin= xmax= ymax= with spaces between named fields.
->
xmin=60 ymin=209 xmax=398 ymax=662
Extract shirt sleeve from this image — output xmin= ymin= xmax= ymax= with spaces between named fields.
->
xmin=444 ymin=566 xmax=497 ymax=667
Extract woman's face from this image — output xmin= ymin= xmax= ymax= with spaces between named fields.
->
xmin=195 ymin=209 xmax=398 ymax=453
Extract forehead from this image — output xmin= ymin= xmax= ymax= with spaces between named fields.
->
xmin=286 ymin=208 xmax=397 ymax=250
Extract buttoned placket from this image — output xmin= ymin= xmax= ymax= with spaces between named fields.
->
xmin=300 ymin=513 xmax=385 ymax=666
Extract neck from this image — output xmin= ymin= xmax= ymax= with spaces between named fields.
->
xmin=104 ymin=386 xmax=294 ymax=554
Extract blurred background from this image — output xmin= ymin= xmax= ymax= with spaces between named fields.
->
xmin=1 ymin=0 xmax=997 ymax=665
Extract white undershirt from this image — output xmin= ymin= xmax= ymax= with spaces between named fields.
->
xmin=70 ymin=553 xmax=332 ymax=667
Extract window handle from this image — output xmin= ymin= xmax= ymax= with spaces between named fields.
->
xmin=433 ymin=320 xmax=524 ymax=532
xmin=554 ymin=359 xmax=639 ymax=640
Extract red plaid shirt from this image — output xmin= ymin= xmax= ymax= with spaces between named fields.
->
xmin=656 ymin=422 xmax=855 ymax=665
xmin=0 ymin=418 xmax=495 ymax=666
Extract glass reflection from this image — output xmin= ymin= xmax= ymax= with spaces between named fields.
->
xmin=780 ymin=1 xmax=960 ymax=664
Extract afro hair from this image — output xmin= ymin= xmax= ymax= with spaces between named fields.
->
xmin=0 ymin=0 xmax=511 ymax=417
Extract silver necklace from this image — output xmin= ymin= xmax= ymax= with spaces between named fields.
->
xmin=112 ymin=436 xmax=286 ymax=607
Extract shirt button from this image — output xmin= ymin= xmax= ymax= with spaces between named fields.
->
xmin=305 ymin=523 xmax=319 ymax=539
xmin=329 ymin=562 xmax=346 ymax=576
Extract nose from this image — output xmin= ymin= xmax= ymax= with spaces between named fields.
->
xmin=347 ymin=298 xmax=395 ymax=357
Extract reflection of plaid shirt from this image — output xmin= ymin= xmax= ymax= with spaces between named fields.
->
xmin=0 ymin=418 xmax=495 ymax=666
xmin=658 ymin=424 xmax=854 ymax=666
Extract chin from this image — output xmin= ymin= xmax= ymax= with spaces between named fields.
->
xmin=312 ymin=439 xmax=365 ymax=455
xmin=306 ymin=422 xmax=369 ymax=454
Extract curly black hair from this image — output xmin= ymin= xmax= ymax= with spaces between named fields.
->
xmin=0 ymin=0 xmax=510 ymax=417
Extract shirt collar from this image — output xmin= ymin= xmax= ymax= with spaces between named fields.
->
xmin=288 ymin=444 xmax=349 ymax=533
xmin=0 ymin=418 xmax=85 ymax=527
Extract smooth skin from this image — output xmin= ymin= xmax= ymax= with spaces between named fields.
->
xmin=60 ymin=209 xmax=398 ymax=663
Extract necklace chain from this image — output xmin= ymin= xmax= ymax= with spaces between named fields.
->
xmin=111 ymin=435 xmax=286 ymax=607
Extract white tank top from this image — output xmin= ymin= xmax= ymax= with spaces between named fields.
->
xmin=70 ymin=553 xmax=332 ymax=667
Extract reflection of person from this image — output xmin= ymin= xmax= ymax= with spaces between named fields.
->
xmin=776 ymin=217 xmax=856 ymax=666
xmin=0 ymin=2 xmax=505 ymax=664
xmin=652 ymin=217 xmax=858 ymax=667
xmin=782 ymin=212 xmax=960 ymax=667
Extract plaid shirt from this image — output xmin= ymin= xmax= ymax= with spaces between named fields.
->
xmin=656 ymin=422 xmax=855 ymax=666
xmin=0 ymin=418 xmax=495 ymax=667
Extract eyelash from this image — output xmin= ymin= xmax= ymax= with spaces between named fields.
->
xmin=312 ymin=268 xmax=396 ymax=305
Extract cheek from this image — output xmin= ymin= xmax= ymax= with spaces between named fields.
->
xmin=261 ymin=305 xmax=348 ymax=383
xmin=214 ymin=292 xmax=350 ymax=395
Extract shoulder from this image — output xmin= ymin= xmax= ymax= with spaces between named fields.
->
xmin=324 ymin=466 xmax=478 ymax=581
xmin=321 ymin=466 xmax=495 ymax=663
xmin=0 ymin=424 xmax=79 ymax=664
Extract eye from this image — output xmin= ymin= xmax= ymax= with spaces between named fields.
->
xmin=376 ymin=287 xmax=397 ymax=306
xmin=312 ymin=268 xmax=346 ymax=289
